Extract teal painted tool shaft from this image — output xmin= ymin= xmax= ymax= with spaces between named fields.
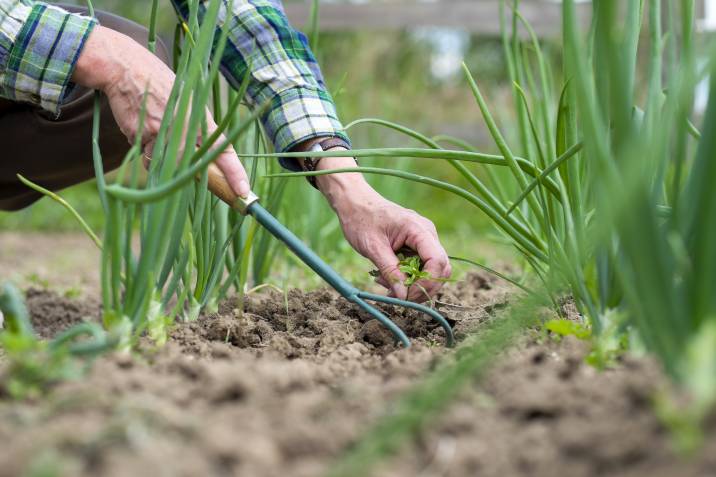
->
xmin=248 ymin=202 xmax=360 ymax=298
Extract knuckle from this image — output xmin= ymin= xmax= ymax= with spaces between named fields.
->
xmin=444 ymin=262 xmax=453 ymax=277
xmin=411 ymin=216 xmax=435 ymax=233
xmin=422 ymin=218 xmax=438 ymax=233
xmin=434 ymin=260 xmax=449 ymax=273
xmin=146 ymin=117 xmax=161 ymax=133
xmin=378 ymin=265 xmax=403 ymax=282
xmin=401 ymin=208 xmax=419 ymax=220
xmin=409 ymin=222 xmax=428 ymax=236
xmin=436 ymin=253 xmax=449 ymax=266
xmin=379 ymin=263 xmax=400 ymax=276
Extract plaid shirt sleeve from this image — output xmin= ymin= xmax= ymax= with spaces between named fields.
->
xmin=171 ymin=0 xmax=350 ymax=160
xmin=0 ymin=0 xmax=96 ymax=116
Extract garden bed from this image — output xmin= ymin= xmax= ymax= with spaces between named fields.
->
xmin=1 ymin=267 xmax=714 ymax=476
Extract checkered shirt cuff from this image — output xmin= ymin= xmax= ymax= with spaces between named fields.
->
xmin=1 ymin=3 xmax=96 ymax=116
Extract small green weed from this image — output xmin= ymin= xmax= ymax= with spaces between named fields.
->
xmin=63 ymin=287 xmax=82 ymax=300
xmin=25 ymin=273 xmax=50 ymax=290
xmin=545 ymin=310 xmax=628 ymax=370
xmin=369 ymin=251 xmax=453 ymax=299
xmin=397 ymin=254 xmax=430 ymax=287
xmin=544 ymin=318 xmax=591 ymax=340
xmin=0 ymin=283 xmax=115 ymax=399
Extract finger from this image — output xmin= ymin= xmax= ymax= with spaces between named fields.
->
xmin=198 ymin=116 xmax=250 ymax=198
xmin=215 ymin=145 xmax=250 ymax=198
xmin=374 ymin=276 xmax=390 ymax=290
xmin=409 ymin=284 xmax=433 ymax=304
xmin=366 ymin=242 xmax=408 ymax=300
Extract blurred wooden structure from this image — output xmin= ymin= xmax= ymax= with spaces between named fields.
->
xmin=283 ymin=0 xmax=592 ymax=38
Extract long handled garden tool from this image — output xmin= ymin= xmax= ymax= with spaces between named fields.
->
xmin=207 ymin=165 xmax=454 ymax=348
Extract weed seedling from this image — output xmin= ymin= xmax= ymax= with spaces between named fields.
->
xmin=370 ymin=251 xmax=453 ymax=303
xmin=0 ymin=283 xmax=115 ymax=398
xmin=544 ymin=310 xmax=628 ymax=370
xmin=544 ymin=318 xmax=591 ymax=341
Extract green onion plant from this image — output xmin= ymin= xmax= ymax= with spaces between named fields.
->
xmin=17 ymin=0 xmax=297 ymax=354
xmin=262 ymin=0 xmax=716 ymax=417
xmin=324 ymin=2 xmax=716 ymax=471
xmin=90 ymin=0 xmax=270 ymax=349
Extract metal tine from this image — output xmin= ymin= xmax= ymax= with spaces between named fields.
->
xmin=357 ymin=291 xmax=455 ymax=347
xmin=349 ymin=295 xmax=411 ymax=348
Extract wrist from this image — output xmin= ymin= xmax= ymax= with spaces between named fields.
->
xmin=71 ymin=26 xmax=128 ymax=91
xmin=315 ymin=150 xmax=381 ymax=213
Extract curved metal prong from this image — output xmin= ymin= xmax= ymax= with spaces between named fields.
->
xmin=357 ymin=291 xmax=455 ymax=347
xmin=349 ymin=295 xmax=411 ymax=348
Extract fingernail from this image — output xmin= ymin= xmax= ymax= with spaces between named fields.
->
xmin=238 ymin=180 xmax=250 ymax=198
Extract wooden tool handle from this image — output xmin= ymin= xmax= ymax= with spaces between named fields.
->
xmin=206 ymin=163 xmax=259 ymax=215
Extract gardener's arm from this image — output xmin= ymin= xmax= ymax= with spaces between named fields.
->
xmin=169 ymin=0 xmax=449 ymax=301
xmin=169 ymin=0 xmax=348 ymax=154
xmin=0 ymin=0 xmax=450 ymax=301
xmin=168 ymin=0 xmax=451 ymax=301
xmin=294 ymin=144 xmax=452 ymax=303
xmin=0 ymin=1 xmax=251 ymax=197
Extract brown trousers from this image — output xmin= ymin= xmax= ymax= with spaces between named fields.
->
xmin=0 ymin=6 xmax=170 ymax=211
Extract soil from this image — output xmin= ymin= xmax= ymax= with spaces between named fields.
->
xmin=1 ymin=237 xmax=715 ymax=477
xmin=0 ymin=232 xmax=101 ymax=299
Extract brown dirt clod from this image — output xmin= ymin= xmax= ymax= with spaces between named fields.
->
xmin=0 ymin=274 xmax=713 ymax=477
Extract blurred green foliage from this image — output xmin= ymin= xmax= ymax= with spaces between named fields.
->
xmin=0 ymin=182 xmax=105 ymax=232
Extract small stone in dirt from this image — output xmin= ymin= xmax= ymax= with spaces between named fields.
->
xmin=114 ymin=353 xmax=134 ymax=369
xmin=210 ymin=379 xmax=247 ymax=403
xmin=209 ymin=342 xmax=234 ymax=360
xmin=359 ymin=319 xmax=395 ymax=347
xmin=205 ymin=315 xmax=273 ymax=348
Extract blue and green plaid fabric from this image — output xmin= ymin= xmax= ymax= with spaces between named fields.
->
xmin=0 ymin=0 xmax=349 ymax=156
xmin=0 ymin=0 xmax=95 ymax=115
xmin=170 ymin=0 xmax=349 ymax=156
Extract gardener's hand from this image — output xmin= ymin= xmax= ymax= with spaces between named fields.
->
xmin=71 ymin=25 xmax=251 ymax=197
xmin=312 ymin=152 xmax=451 ymax=302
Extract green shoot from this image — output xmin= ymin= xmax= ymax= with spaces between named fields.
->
xmin=369 ymin=251 xmax=454 ymax=294
xmin=545 ymin=318 xmax=591 ymax=341
xmin=16 ymin=174 xmax=102 ymax=250
xmin=0 ymin=283 xmax=114 ymax=398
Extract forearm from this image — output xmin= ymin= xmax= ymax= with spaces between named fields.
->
xmin=73 ymin=17 xmax=253 ymax=198
xmin=170 ymin=0 xmax=349 ymax=155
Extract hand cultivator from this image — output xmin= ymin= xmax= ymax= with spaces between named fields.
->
xmin=207 ymin=166 xmax=454 ymax=348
